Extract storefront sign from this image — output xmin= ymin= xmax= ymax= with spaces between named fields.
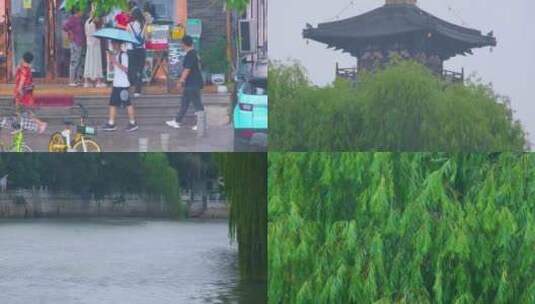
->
xmin=143 ymin=51 xmax=154 ymax=82
xmin=23 ymin=0 xmax=32 ymax=9
xmin=146 ymin=25 xmax=169 ymax=50
xmin=168 ymin=42 xmax=185 ymax=79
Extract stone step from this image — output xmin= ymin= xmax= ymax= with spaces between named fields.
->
xmin=0 ymin=94 xmax=231 ymax=127
xmin=0 ymin=93 xmax=231 ymax=104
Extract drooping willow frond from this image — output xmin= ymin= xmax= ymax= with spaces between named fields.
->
xmin=269 ymin=153 xmax=535 ymax=304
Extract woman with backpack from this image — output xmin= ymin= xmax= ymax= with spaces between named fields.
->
xmin=127 ymin=8 xmax=146 ymax=97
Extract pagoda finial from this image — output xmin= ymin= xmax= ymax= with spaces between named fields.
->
xmin=386 ymin=0 xmax=417 ymax=5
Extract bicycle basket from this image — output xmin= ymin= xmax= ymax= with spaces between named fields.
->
xmin=77 ymin=125 xmax=96 ymax=136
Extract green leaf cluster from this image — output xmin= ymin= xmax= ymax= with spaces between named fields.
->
xmin=0 ymin=154 xmax=222 ymax=216
xmin=65 ymin=0 xmax=251 ymax=15
xmin=269 ymin=153 xmax=535 ymax=303
xmin=65 ymin=0 xmax=128 ymax=16
xmin=217 ymin=153 xmax=267 ymax=280
xmin=269 ymin=61 xmax=527 ymax=151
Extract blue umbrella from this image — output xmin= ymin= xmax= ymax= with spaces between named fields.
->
xmin=93 ymin=28 xmax=140 ymax=44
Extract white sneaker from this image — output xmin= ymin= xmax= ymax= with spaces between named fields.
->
xmin=68 ymin=83 xmax=78 ymax=87
xmin=134 ymin=93 xmax=141 ymax=98
xmin=95 ymin=83 xmax=107 ymax=88
xmin=166 ymin=120 xmax=181 ymax=129
xmin=192 ymin=125 xmax=198 ymax=131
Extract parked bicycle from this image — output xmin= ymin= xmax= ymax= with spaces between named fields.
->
xmin=0 ymin=114 xmax=33 ymax=152
xmin=48 ymin=103 xmax=101 ymax=152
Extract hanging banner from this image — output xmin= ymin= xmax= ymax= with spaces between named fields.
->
xmin=146 ymin=25 xmax=169 ymax=50
xmin=23 ymin=0 xmax=32 ymax=9
xmin=168 ymin=42 xmax=186 ymax=79
xmin=143 ymin=51 xmax=154 ymax=83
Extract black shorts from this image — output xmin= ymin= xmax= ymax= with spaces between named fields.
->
xmin=109 ymin=87 xmax=131 ymax=107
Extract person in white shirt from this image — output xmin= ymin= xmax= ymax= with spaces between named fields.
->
xmin=102 ymin=40 xmax=139 ymax=132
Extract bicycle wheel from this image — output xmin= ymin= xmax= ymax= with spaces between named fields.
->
xmin=72 ymin=138 xmax=101 ymax=152
xmin=20 ymin=144 xmax=32 ymax=152
xmin=48 ymin=132 xmax=67 ymax=152
xmin=9 ymin=144 xmax=32 ymax=152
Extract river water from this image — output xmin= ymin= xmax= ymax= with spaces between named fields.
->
xmin=0 ymin=219 xmax=266 ymax=304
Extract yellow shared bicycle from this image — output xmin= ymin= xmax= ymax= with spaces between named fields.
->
xmin=48 ymin=103 xmax=101 ymax=152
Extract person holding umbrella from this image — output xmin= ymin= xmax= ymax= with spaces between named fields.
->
xmin=101 ymin=40 xmax=138 ymax=132
xmin=93 ymin=28 xmax=141 ymax=132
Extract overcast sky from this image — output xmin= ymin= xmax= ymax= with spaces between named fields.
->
xmin=269 ymin=0 xmax=535 ymax=147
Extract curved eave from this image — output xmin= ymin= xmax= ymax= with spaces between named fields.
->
xmin=303 ymin=29 xmax=496 ymax=59
xmin=303 ymin=4 xmax=497 ymax=56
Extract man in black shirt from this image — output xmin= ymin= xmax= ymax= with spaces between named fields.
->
xmin=166 ymin=35 xmax=205 ymax=131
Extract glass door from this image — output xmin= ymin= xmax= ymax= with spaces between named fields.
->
xmin=10 ymin=0 xmax=46 ymax=77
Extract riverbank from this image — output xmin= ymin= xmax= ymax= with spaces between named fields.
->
xmin=0 ymin=189 xmax=228 ymax=219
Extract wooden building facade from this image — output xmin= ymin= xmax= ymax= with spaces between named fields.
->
xmin=0 ymin=0 xmax=189 ymax=84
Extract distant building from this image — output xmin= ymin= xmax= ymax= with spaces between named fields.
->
xmin=303 ymin=0 xmax=496 ymax=82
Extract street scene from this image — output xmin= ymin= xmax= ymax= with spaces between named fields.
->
xmin=0 ymin=0 xmax=267 ymax=152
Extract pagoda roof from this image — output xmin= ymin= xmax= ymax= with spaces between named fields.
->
xmin=303 ymin=4 xmax=497 ymax=59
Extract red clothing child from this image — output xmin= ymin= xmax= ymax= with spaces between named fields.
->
xmin=14 ymin=64 xmax=35 ymax=108
xmin=13 ymin=53 xmax=47 ymax=134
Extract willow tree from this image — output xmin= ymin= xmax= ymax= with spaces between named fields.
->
xmin=269 ymin=153 xmax=535 ymax=303
xmin=269 ymin=61 xmax=528 ymax=151
xmin=141 ymin=153 xmax=183 ymax=217
xmin=217 ymin=153 xmax=267 ymax=280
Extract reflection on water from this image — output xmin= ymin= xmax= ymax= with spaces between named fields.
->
xmin=0 ymin=219 xmax=266 ymax=304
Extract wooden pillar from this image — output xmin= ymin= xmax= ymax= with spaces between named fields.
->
xmin=0 ymin=0 xmax=6 ymax=82
xmin=45 ymin=0 xmax=56 ymax=81
xmin=4 ymin=0 xmax=11 ymax=82
xmin=175 ymin=0 xmax=188 ymax=25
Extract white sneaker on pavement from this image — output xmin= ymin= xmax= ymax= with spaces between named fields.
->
xmin=166 ymin=120 xmax=181 ymax=129
xmin=192 ymin=125 xmax=198 ymax=131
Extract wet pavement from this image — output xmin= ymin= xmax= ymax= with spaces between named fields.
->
xmin=1 ymin=94 xmax=236 ymax=152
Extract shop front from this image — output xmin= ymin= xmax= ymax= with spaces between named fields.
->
xmin=0 ymin=0 xmax=187 ymax=84
xmin=0 ymin=0 xmax=73 ymax=83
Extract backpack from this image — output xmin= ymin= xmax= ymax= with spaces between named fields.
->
xmin=117 ymin=51 xmax=126 ymax=66
xmin=130 ymin=22 xmax=146 ymax=48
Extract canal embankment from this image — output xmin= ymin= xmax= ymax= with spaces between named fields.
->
xmin=0 ymin=189 xmax=228 ymax=219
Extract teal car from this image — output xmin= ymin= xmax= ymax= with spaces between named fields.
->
xmin=233 ymin=76 xmax=268 ymax=151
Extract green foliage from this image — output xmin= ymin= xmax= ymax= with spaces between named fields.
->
xmin=269 ymin=153 xmax=535 ymax=304
xmin=216 ymin=153 xmax=267 ymax=280
xmin=0 ymin=154 xmax=216 ymax=214
xmin=66 ymin=0 xmax=251 ymax=15
xmin=269 ymin=61 xmax=528 ymax=151
xmin=201 ymin=37 xmax=229 ymax=74
xmin=225 ymin=0 xmax=250 ymax=12
xmin=141 ymin=153 xmax=183 ymax=217
xmin=65 ymin=0 xmax=128 ymax=16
